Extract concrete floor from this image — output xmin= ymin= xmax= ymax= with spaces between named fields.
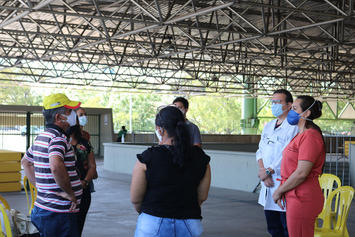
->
xmin=1 ymin=158 xmax=355 ymax=237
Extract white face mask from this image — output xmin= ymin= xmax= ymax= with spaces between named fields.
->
xmin=79 ymin=116 xmax=88 ymax=126
xmin=61 ymin=110 xmax=77 ymax=127
xmin=174 ymin=105 xmax=186 ymax=115
xmin=180 ymin=109 xmax=186 ymax=115
xmin=155 ymin=129 xmax=162 ymax=142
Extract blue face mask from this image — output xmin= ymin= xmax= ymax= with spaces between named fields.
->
xmin=271 ymin=103 xmax=284 ymax=117
xmin=287 ymin=110 xmax=301 ymax=125
xmin=287 ymin=100 xmax=317 ymax=125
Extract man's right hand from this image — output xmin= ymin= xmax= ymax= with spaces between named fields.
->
xmin=258 ymin=168 xmax=269 ymax=181
xmin=56 ymin=192 xmax=77 ymax=211
xmin=263 ymin=176 xmax=274 ymax=187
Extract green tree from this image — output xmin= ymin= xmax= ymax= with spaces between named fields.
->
xmin=0 ymin=84 xmax=42 ymax=105
xmin=1 ymin=82 xmax=353 ymax=135
xmin=316 ymin=101 xmax=354 ymax=134
xmin=256 ymin=98 xmax=274 ymax=133
xmin=104 ymin=93 xmax=172 ymax=132
xmin=188 ymin=96 xmax=242 ymax=134
xmin=256 ymin=97 xmax=355 ymax=135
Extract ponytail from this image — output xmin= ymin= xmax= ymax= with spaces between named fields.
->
xmin=156 ymin=106 xmax=192 ymax=168
xmin=173 ymin=121 xmax=191 ymax=168
xmin=298 ymin=96 xmax=325 ymax=143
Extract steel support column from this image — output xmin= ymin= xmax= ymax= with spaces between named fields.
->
xmin=240 ymin=81 xmax=259 ymax=134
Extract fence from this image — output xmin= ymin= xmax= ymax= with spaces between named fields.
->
xmin=323 ymin=135 xmax=354 ymax=186
xmin=0 ymin=112 xmax=100 ymax=155
xmin=86 ymin=114 xmax=100 ymax=155
xmin=130 ymin=131 xmax=156 ymax=143
xmin=0 ymin=112 xmax=43 ymax=152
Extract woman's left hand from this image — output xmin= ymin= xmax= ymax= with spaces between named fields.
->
xmin=272 ymin=189 xmax=284 ymax=210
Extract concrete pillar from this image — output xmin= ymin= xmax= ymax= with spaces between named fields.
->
xmin=240 ymin=84 xmax=259 ymax=134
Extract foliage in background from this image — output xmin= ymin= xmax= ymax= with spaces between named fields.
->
xmin=0 ymin=84 xmax=42 ymax=105
xmin=256 ymin=98 xmax=354 ymax=135
xmin=188 ymin=96 xmax=242 ymax=134
xmin=63 ymin=90 xmax=167 ymax=132
xmin=0 ymin=84 xmax=353 ymax=135
xmin=105 ymin=93 xmax=169 ymax=132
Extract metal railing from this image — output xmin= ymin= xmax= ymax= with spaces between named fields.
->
xmin=0 ymin=112 xmax=44 ymax=152
xmin=0 ymin=112 xmax=101 ymax=155
xmin=130 ymin=131 xmax=156 ymax=143
xmin=323 ymin=135 xmax=354 ymax=186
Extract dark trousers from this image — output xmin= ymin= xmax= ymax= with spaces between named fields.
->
xmin=264 ymin=210 xmax=288 ymax=237
xmin=77 ymin=187 xmax=92 ymax=236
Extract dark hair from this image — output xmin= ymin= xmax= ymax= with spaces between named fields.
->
xmin=122 ymin=126 xmax=126 ymax=130
xmin=297 ymin=95 xmax=323 ymax=135
xmin=68 ymin=124 xmax=82 ymax=141
xmin=173 ymin=97 xmax=189 ymax=109
xmin=74 ymin=107 xmax=84 ymax=112
xmin=42 ymin=107 xmax=66 ymax=124
xmin=67 ymin=119 xmax=90 ymax=151
xmin=155 ymin=106 xmax=191 ymax=168
xmin=274 ymin=89 xmax=293 ymax=104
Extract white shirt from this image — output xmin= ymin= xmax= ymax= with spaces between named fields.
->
xmin=256 ymin=118 xmax=299 ymax=211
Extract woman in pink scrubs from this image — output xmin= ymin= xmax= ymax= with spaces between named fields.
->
xmin=273 ymin=95 xmax=325 ymax=237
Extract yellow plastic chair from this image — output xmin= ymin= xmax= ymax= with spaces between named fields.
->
xmin=0 ymin=198 xmax=12 ymax=237
xmin=316 ymin=173 xmax=341 ymax=227
xmin=343 ymin=141 xmax=355 ymax=157
xmin=0 ymin=196 xmax=10 ymax=212
xmin=23 ymin=176 xmax=37 ymax=215
xmin=314 ymin=186 xmax=354 ymax=237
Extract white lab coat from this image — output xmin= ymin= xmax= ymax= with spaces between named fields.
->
xmin=256 ymin=118 xmax=299 ymax=211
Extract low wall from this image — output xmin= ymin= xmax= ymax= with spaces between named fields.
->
xmin=103 ymin=143 xmax=147 ymax=174
xmin=205 ymin=149 xmax=259 ymax=191
xmin=202 ymin=134 xmax=261 ymax=143
xmin=115 ymin=133 xmax=261 ymax=144
xmin=103 ymin=143 xmax=259 ymax=192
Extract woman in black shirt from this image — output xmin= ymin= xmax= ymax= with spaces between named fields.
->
xmin=68 ymin=123 xmax=97 ymax=236
xmin=131 ymin=105 xmax=211 ymax=237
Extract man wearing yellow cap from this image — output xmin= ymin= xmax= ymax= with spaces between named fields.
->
xmin=21 ymin=93 xmax=83 ymax=237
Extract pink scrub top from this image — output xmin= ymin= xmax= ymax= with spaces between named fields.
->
xmin=281 ymin=128 xmax=326 ymax=237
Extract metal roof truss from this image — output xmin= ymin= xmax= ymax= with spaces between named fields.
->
xmin=0 ymin=0 xmax=354 ymax=99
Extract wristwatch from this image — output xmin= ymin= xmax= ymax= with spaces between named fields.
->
xmin=265 ymin=169 xmax=271 ymax=176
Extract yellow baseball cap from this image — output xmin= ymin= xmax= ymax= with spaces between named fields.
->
xmin=43 ymin=93 xmax=81 ymax=110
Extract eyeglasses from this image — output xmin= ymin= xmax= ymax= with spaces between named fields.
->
xmin=266 ymin=137 xmax=274 ymax=144
xmin=270 ymin=99 xmax=285 ymax=104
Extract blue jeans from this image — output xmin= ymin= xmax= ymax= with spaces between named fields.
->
xmin=31 ymin=206 xmax=80 ymax=237
xmin=135 ymin=212 xmax=203 ymax=237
